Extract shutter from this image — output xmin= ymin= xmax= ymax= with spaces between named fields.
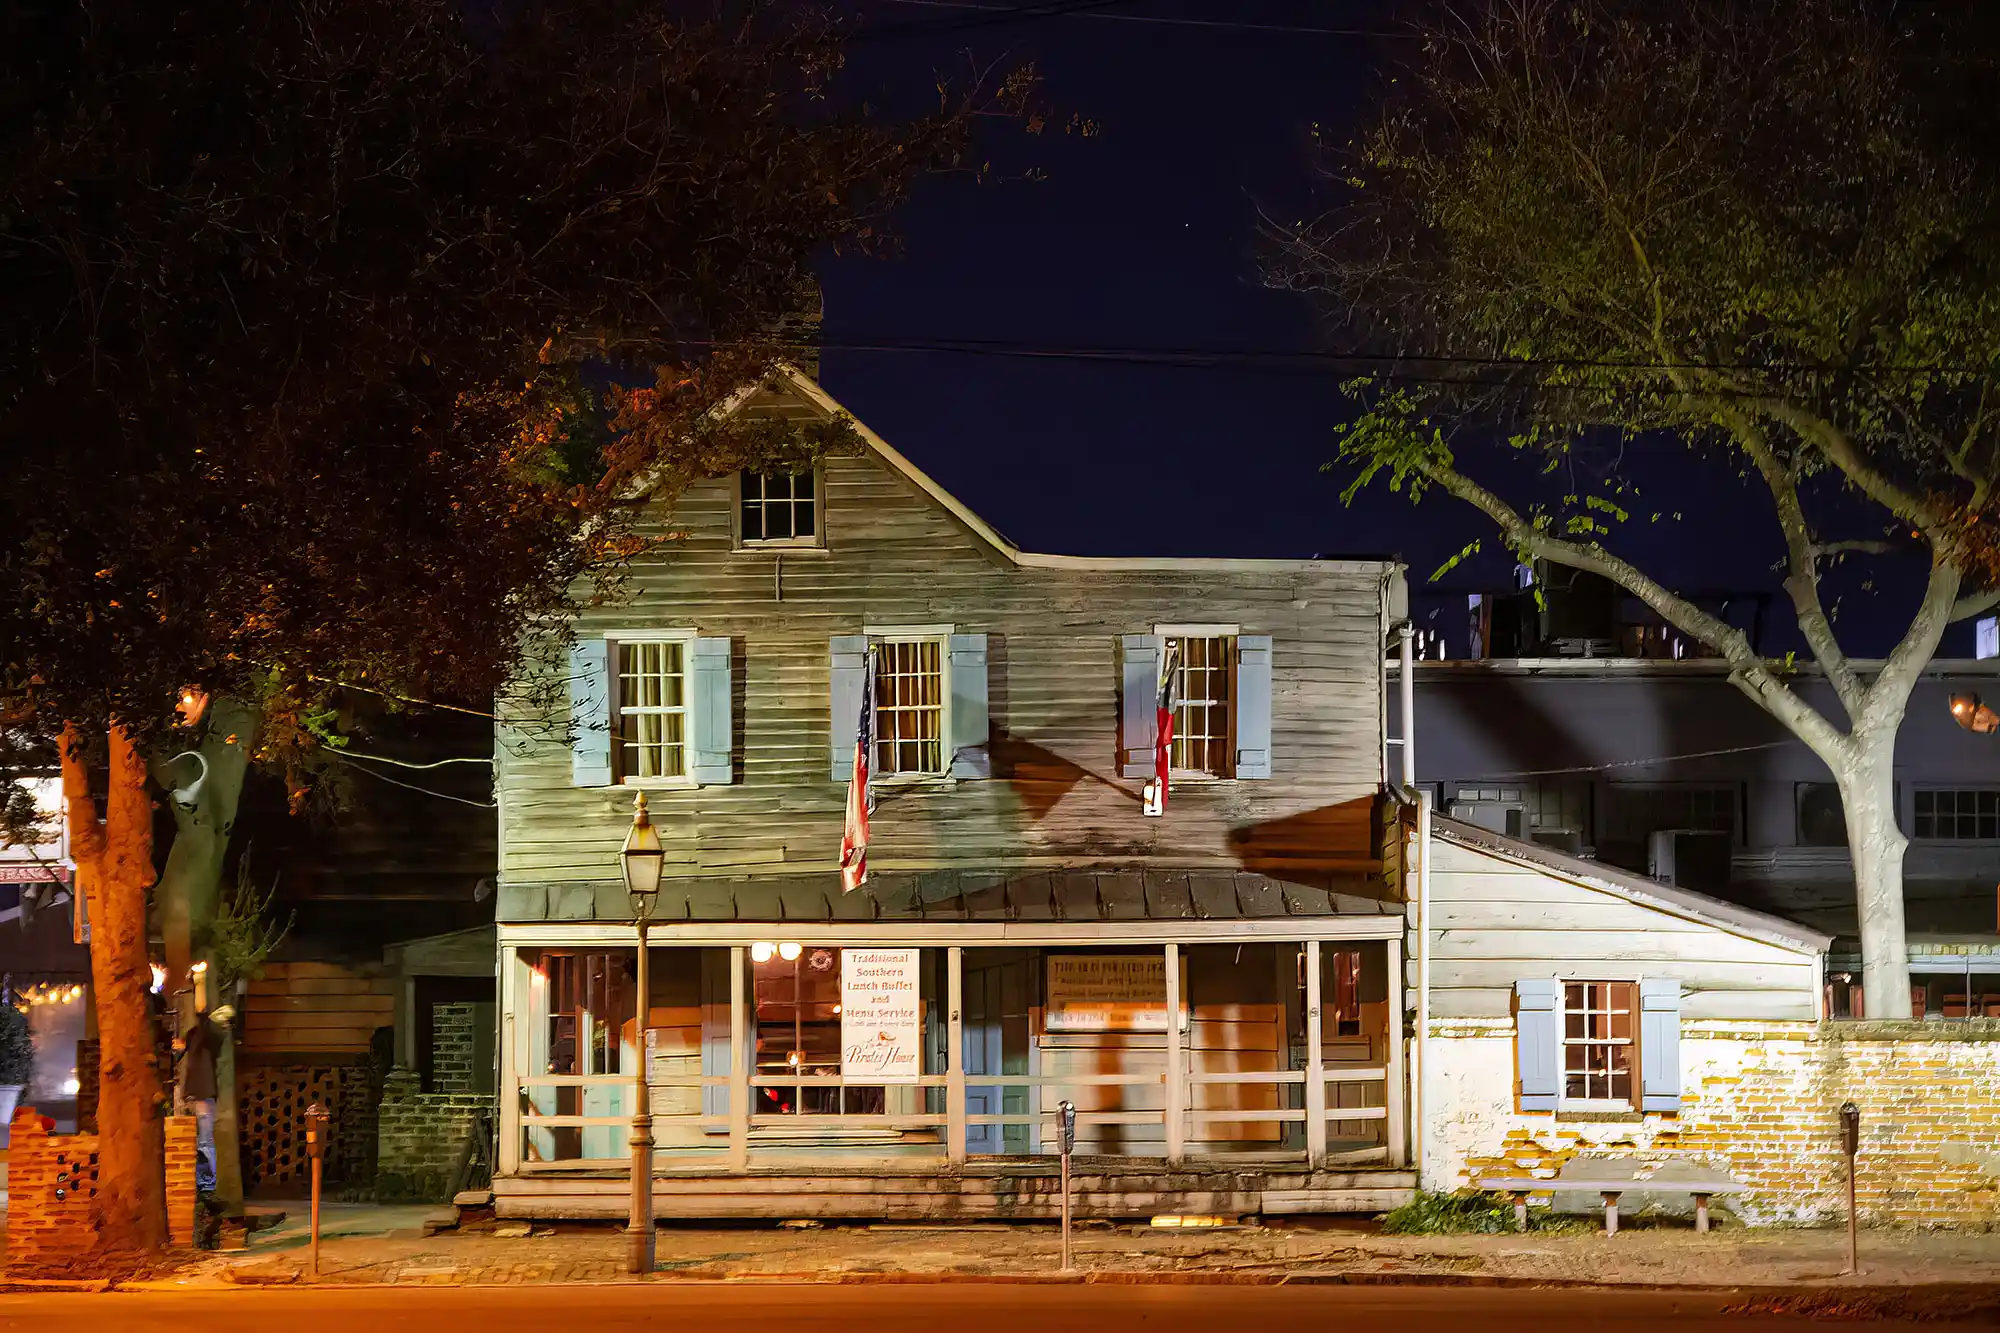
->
xmin=700 ymin=948 xmax=730 ymax=1128
xmin=829 ymin=634 xmax=869 ymax=782
xmin=948 ymin=633 xmax=991 ymax=779
xmin=1639 ymin=978 xmax=1684 ymax=1112
xmin=1119 ymin=634 xmax=1162 ymax=778
xmin=1514 ymin=978 xmax=1560 ymax=1111
xmin=1234 ymin=634 xmax=1274 ymax=779
xmin=689 ymin=637 xmax=734 ymax=786
xmin=569 ymin=638 xmax=613 ymax=787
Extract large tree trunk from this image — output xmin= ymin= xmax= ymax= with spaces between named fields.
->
xmin=155 ymin=696 xmax=257 ymax=1216
xmin=61 ymin=724 xmax=168 ymax=1257
xmin=1840 ymin=728 xmax=1913 ymax=1019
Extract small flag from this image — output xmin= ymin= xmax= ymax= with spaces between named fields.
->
xmin=1146 ymin=641 xmax=1181 ymax=817
xmin=840 ymin=647 xmax=875 ymax=892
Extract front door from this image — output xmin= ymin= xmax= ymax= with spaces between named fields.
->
xmin=963 ymin=953 xmax=1035 ymax=1155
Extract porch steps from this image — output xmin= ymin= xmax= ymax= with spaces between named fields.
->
xmin=494 ymin=1164 xmax=1415 ymax=1222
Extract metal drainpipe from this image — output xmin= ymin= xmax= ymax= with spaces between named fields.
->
xmin=1413 ymin=787 xmax=1432 ymax=1186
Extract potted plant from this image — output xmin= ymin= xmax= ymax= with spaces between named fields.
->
xmin=0 ymin=997 xmax=33 ymax=1135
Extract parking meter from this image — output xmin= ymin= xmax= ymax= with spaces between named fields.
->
xmin=1839 ymin=1101 xmax=1860 ymax=1274
xmin=1839 ymin=1102 xmax=1860 ymax=1156
xmin=1058 ymin=1100 xmax=1077 ymax=1156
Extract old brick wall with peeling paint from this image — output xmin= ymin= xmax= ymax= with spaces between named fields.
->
xmin=1427 ymin=1019 xmax=2000 ymax=1227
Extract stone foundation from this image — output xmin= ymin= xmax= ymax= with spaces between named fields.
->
xmin=1426 ymin=1018 xmax=2000 ymax=1229
xmin=4 ymin=1108 xmax=199 ymax=1271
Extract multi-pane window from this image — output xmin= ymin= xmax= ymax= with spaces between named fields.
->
xmin=873 ymin=639 xmax=945 ymax=777
xmin=1167 ymin=635 xmax=1234 ymax=777
xmin=614 ymin=639 xmax=687 ymax=781
xmin=1562 ymin=981 xmax=1637 ymax=1105
xmin=739 ymin=469 xmax=817 ymax=544
xmin=1914 ymin=789 xmax=2000 ymax=841
xmin=1598 ymin=783 xmax=1737 ymax=871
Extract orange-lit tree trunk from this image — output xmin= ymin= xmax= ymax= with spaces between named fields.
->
xmin=60 ymin=724 xmax=167 ymax=1256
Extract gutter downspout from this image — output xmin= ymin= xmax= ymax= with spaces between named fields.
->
xmin=1392 ymin=623 xmax=1427 ymax=1182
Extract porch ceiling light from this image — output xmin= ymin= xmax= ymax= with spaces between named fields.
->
xmin=751 ymin=941 xmax=776 ymax=964
xmin=1949 ymin=692 xmax=1999 ymax=735
xmin=778 ymin=941 xmax=802 ymax=962
xmin=620 ymin=791 xmax=665 ymax=918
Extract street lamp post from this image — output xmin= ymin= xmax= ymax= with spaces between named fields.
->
xmin=620 ymin=792 xmax=665 ymax=1276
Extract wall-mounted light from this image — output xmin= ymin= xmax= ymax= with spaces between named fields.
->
xmin=1949 ymin=692 xmax=1999 ymax=735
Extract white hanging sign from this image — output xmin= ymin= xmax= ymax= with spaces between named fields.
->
xmin=840 ymin=948 xmax=922 ymax=1084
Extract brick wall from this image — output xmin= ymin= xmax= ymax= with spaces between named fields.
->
xmin=1427 ymin=1018 xmax=2000 ymax=1228
xmin=375 ymin=1004 xmax=491 ymax=1202
xmin=5 ymin=1108 xmax=198 ymax=1272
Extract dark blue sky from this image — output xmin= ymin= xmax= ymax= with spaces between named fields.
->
xmin=817 ymin=0 xmax=1981 ymax=658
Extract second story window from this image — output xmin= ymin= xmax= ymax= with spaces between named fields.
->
xmin=874 ymin=638 xmax=945 ymax=777
xmin=739 ymin=468 xmax=818 ymax=546
xmin=1166 ymin=634 xmax=1235 ymax=777
xmin=615 ymin=638 xmax=688 ymax=781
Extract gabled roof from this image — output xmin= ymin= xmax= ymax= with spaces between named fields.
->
xmin=1432 ymin=815 xmax=1832 ymax=955
xmin=697 ymin=364 xmax=1398 ymax=577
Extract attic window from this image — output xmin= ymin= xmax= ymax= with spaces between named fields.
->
xmin=739 ymin=469 xmax=819 ymax=546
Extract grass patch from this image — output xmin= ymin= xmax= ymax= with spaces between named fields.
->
xmin=1382 ymin=1190 xmax=1517 ymax=1235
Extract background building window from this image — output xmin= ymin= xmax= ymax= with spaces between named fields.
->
xmin=739 ymin=469 xmax=817 ymax=544
xmin=615 ymin=639 xmax=687 ymax=781
xmin=1914 ymin=788 xmax=2000 ymax=841
xmin=874 ymin=638 xmax=945 ymax=776
xmin=1168 ymin=634 xmax=1234 ymax=776
xmin=1598 ymin=783 xmax=1737 ymax=870
xmin=1562 ymin=981 xmax=1636 ymax=1105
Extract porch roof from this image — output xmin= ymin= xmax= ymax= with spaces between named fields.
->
xmin=498 ymin=868 xmax=1398 ymax=926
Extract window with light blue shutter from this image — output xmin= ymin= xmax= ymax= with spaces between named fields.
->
xmin=948 ymin=633 xmax=990 ymax=779
xmin=689 ymin=637 xmax=734 ymax=786
xmin=828 ymin=634 xmax=869 ymax=781
xmin=1234 ymin=634 xmax=1273 ymax=779
xmin=569 ymin=638 xmax=613 ymax=787
xmin=1119 ymin=635 xmax=1162 ymax=778
xmin=1639 ymin=978 xmax=1684 ymax=1112
xmin=1514 ymin=978 xmax=1560 ymax=1111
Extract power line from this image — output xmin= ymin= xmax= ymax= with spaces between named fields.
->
xmin=330 ymin=751 xmax=496 ymax=809
xmin=850 ymin=0 xmax=1143 ymax=42
xmin=1449 ymin=739 xmax=1798 ymax=781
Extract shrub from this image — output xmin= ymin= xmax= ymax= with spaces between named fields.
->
xmin=1381 ymin=1189 xmax=1516 ymax=1235
xmin=0 ymin=1001 xmax=33 ymax=1087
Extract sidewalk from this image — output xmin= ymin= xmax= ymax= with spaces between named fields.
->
xmin=129 ymin=1204 xmax=2000 ymax=1295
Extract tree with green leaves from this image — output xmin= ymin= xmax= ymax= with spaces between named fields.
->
xmin=1270 ymin=0 xmax=2000 ymax=1017
xmin=3 ymin=0 xmax=1027 ymax=1258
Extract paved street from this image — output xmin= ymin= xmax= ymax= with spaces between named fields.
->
xmin=0 ymin=1285 xmax=1974 ymax=1332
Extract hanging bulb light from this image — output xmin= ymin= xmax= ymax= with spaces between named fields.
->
xmin=750 ymin=941 xmax=775 ymax=964
xmin=778 ymin=941 xmax=802 ymax=962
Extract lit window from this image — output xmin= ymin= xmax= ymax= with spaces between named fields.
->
xmin=1914 ymin=789 xmax=2000 ymax=841
xmin=1562 ymin=981 xmax=1636 ymax=1106
xmin=1167 ymin=635 xmax=1234 ymax=777
xmin=873 ymin=639 xmax=945 ymax=777
xmin=614 ymin=639 xmax=687 ymax=781
xmin=739 ymin=469 xmax=817 ymax=545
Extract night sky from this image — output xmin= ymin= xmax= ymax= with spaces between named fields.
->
xmin=817 ymin=1 xmax=1979 ymax=660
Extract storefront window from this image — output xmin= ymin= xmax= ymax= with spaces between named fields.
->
xmin=753 ymin=946 xmax=885 ymax=1115
xmin=522 ymin=951 xmax=635 ymax=1163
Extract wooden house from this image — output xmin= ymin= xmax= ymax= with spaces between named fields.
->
xmin=491 ymin=367 xmax=1418 ymax=1220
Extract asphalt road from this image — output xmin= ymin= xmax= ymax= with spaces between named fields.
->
xmin=0 ymin=1285 xmax=1961 ymax=1331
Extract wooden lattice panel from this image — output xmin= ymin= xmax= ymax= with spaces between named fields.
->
xmin=239 ymin=1064 xmax=376 ymax=1191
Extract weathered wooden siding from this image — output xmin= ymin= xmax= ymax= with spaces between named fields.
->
xmin=241 ymin=961 xmax=397 ymax=1055
xmin=1419 ymin=837 xmax=1820 ymax=1022
xmin=499 ymin=385 xmax=1395 ymax=893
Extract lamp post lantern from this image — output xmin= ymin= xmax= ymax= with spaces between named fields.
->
xmin=621 ymin=791 xmax=664 ymax=1275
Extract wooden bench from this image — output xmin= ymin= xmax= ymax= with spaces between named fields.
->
xmin=1480 ymin=1170 xmax=1744 ymax=1234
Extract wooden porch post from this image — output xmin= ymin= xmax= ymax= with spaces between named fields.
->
xmin=1305 ymin=940 xmax=1326 ymax=1166
xmin=1385 ymin=935 xmax=1408 ymax=1166
xmin=497 ymin=947 xmax=522 ymax=1177
xmin=728 ymin=944 xmax=749 ymax=1172
xmin=946 ymin=946 xmax=966 ymax=1163
xmin=1164 ymin=943 xmax=1185 ymax=1163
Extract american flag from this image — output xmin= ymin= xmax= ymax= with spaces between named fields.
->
xmin=840 ymin=647 xmax=875 ymax=892
xmin=1153 ymin=640 xmax=1181 ymax=814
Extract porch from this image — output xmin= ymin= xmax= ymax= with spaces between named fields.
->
xmin=494 ymin=875 xmax=1413 ymax=1220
